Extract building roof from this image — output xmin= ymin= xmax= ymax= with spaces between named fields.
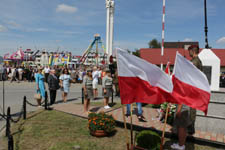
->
xmin=140 ymin=48 xmax=225 ymax=66
xmin=164 ymin=42 xmax=199 ymax=49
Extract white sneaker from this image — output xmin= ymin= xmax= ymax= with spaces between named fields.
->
xmin=171 ymin=143 xmax=185 ymax=150
xmin=104 ymin=105 xmax=111 ymax=109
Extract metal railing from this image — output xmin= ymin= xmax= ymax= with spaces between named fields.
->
xmin=1 ymin=91 xmax=49 ymax=150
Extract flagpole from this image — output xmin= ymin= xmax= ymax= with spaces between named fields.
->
xmin=130 ymin=104 xmax=134 ymax=150
xmin=161 ymin=0 xmax=166 ymax=70
xmin=122 ymin=105 xmax=130 ymax=150
xmin=160 ymin=103 xmax=170 ymax=150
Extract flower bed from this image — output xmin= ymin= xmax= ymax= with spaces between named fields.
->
xmin=88 ymin=112 xmax=116 ymax=135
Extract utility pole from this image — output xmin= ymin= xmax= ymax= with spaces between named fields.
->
xmin=204 ymin=0 xmax=209 ymax=48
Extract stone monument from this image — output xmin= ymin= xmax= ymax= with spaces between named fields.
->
xmin=198 ymin=49 xmax=220 ymax=91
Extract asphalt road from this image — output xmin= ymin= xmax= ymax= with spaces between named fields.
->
xmin=0 ymin=81 xmax=87 ymax=133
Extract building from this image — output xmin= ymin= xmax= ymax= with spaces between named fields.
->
xmin=164 ymin=41 xmax=199 ymax=49
xmin=140 ymin=48 xmax=225 ymax=73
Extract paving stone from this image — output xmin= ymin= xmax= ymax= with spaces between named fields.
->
xmin=205 ymin=135 xmax=211 ymax=140
xmin=217 ymin=138 xmax=224 ymax=143
xmin=211 ymin=136 xmax=217 ymax=141
xmin=54 ymin=103 xmax=225 ymax=144
xmin=193 ymin=133 xmax=200 ymax=138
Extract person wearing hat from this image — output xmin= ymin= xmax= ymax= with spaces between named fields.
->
xmin=171 ymin=45 xmax=202 ymax=150
xmin=82 ymin=69 xmax=93 ymax=114
xmin=102 ymin=69 xmax=113 ymax=109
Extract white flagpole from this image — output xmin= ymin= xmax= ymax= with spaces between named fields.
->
xmin=161 ymin=0 xmax=166 ymax=70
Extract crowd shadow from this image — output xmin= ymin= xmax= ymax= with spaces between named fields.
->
xmin=109 ymin=102 xmax=117 ymax=107
xmin=54 ymin=98 xmax=79 ymax=104
xmin=89 ymin=107 xmax=101 ymax=113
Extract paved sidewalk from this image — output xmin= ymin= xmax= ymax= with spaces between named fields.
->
xmin=54 ymin=103 xmax=225 ymax=145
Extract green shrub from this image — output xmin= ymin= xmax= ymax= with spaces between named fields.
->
xmin=136 ymin=130 xmax=161 ymax=150
xmin=149 ymin=104 xmax=161 ymax=108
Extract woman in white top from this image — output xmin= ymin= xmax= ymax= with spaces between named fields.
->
xmin=92 ymin=66 xmax=99 ymax=99
xmin=59 ymin=68 xmax=74 ymax=102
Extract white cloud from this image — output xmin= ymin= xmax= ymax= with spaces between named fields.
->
xmin=23 ymin=28 xmax=48 ymax=32
xmin=55 ymin=40 xmax=62 ymax=43
xmin=56 ymin=4 xmax=78 ymax=13
xmin=0 ymin=25 xmax=8 ymax=32
xmin=144 ymin=33 xmax=159 ymax=38
xmin=5 ymin=21 xmax=21 ymax=29
xmin=216 ymin=37 xmax=225 ymax=44
xmin=63 ymin=31 xmax=81 ymax=35
xmin=35 ymin=28 xmax=48 ymax=32
xmin=114 ymin=41 xmax=145 ymax=51
xmin=183 ymin=38 xmax=193 ymax=42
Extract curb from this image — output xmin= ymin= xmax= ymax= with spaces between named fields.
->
xmin=55 ymin=109 xmax=225 ymax=149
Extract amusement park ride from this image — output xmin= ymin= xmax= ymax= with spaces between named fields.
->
xmin=80 ymin=0 xmax=115 ymax=66
xmin=79 ymin=34 xmax=106 ymax=66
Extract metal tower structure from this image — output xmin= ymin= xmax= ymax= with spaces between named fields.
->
xmin=79 ymin=34 xmax=106 ymax=66
xmin=106 ymin=0 xmax=115 ymax=64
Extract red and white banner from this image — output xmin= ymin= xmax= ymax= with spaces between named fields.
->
xmin=165 ymin=61 xmax=170 ymax=75
xmin=116 ymin=48 xmax=173 ymax=105
xmin=169 ymin=52 xmax=211 ymax=114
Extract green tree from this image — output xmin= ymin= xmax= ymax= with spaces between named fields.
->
xmin=132 ymin=49 xmax=140 ymax=57
xmin=148 ymin=39 xmax=161 ymax=48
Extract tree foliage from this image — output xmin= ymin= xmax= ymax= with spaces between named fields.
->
xmin=148 ymin=39 xmax=161 ymax=48
xmin=132 ymin=49 xmax=140 ymax=57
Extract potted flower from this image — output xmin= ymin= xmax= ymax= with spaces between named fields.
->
xmin=88 ymin=112 xmax=116 ymax=137
xmin=160 ymin=102 xmax=176 ymax=124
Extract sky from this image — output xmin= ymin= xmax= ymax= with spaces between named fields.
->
xmin=0 ymin=0 xmax=225 ymax=56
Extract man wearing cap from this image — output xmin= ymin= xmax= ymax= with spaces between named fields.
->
xmin=102 ymin=69 xmax=113 ymax=109
xmin=171 ymin=45 xmax=202 ymax=150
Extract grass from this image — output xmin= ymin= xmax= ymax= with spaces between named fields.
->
xmin=0 ymin=110 xmax=223 ymax=150
xmin=1 ymin=110 xmax=129 ymax=150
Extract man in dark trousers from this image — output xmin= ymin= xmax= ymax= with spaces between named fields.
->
xmin=48 ymin=69 xmax=60 ymax=105
xmin=187 ymin=45 xmax=203 ymax=134
xmin=171 ymin=45 xmax=202 ymax=150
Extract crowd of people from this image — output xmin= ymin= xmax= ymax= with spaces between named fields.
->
xmin=0 ymin=45 xmax=202 ymax=150
xmin=0 ymin=64 xmax=120 ymax=111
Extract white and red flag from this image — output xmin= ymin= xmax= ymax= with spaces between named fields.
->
xmin=165 ymin=61 xmax=170 ymax=75
xmin=169 ymin=52 xmax=211 ymax=114
xmin=116 ymin=48 xmax=173 ymax=105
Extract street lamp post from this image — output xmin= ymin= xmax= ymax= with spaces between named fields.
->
xmin=204 ymin=0 xmax=209 ymax=48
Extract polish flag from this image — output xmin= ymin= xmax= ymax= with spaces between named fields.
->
xmin=116 ymin=48 xmax=173 ymax=105
xmin=165 ymin=62 xmax=170 ymax=75
xmin=169 ymin=52 xmax=211 ymax=114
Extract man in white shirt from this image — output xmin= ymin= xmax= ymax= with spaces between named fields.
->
xmin=92 ymin=66 xmax=99 ymax=99
xmin=18 ymin=66 xmax=23 ymax=81
xmin=10 ymin=67 xmax=19 ymax=83
xmin=44 ymin=66 xmax=50 ymax=82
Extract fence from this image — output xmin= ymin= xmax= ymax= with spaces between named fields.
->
xmin=0 ymin=91 xmax=49 ymax=150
